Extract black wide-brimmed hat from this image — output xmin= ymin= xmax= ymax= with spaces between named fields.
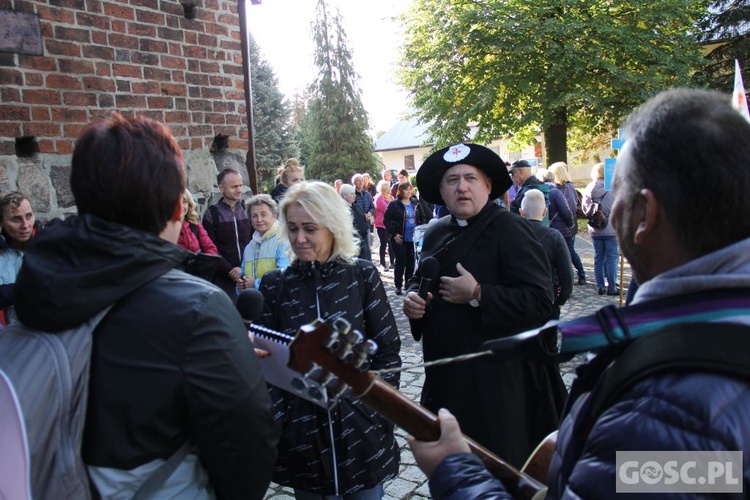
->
xmin=416 ymin=143 xmax=512 ymax=205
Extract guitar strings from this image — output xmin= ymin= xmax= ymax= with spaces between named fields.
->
xmin=371 ymin=349 xmax=494 ymax=377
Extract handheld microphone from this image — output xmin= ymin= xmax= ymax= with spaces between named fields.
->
xmin=236 ymin=288 xmax=265 ymax=325
xmin=417 ymin=256 xmax=439 ymax=300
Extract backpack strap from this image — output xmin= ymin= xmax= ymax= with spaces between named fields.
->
xmin=189 ymin=223 xmax=200 ymax=240
xmin=587 ymin=321 xmax=750 ymax=423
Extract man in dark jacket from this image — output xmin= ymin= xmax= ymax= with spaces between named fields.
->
xmin=403 ymin=143 xmax=566 ymax=469
xmin=409 ymin=89 xmax=750 ymax=498
xmin=202 ymin=168 xmax=253 ymax=302
xmin=521 ymin=189 xmax=573 ymax=319
xmin=13 ymin=113 xmax=279 ymax=499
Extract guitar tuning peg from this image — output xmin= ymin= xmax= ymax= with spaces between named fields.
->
xmin=331 ymin=382 xmax=351 ymax=400
xmin=345 ymin=329 xmax=364 ymax=346
xmin=361 ymin=339 xmax=378 ymax=356
xmin=320 ymin=372 xmax=339 ymax=388
xmin=323 ymin=331 xmax=340 ymax=352
xmin=332 ymin=317 xmax=351 ymax=335
xmin=305 ymin=362 xmax=323 ymax=380
xmin=351 ymin=339 xmax=378 ymax=371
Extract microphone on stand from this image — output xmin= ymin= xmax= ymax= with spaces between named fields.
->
xmin=236 ymin=288 xmax=265 ymax=326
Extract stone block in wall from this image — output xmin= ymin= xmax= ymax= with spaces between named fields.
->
xmin=184 ymin=148 xmax=218 ymax=195
xmin=0 ymin=157 xmax=17 ymax=195
xmin=17 ymin=157 xmax=51 ymax=213
xmin=50 ymin=162 xmax=74 ymax=209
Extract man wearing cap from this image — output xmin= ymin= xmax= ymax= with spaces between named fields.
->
xmin=403 ymin=143 xmax=567 ymax=468
xmin=508 ymin=159 xmax=546 ymax=215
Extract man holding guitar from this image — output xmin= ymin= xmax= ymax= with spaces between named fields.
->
xmin=403 ymin=143 xmax=568 ymax=469
xmin=409 ymin=89 xmax=750 ymax=497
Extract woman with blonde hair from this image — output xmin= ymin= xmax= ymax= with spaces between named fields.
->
xmin=549 ymin=162 xmax=586 ymax=285
xmin=177 ymin=189 xmax=218 ymax=255
xmin=270 ymin=158 xmax=305 ymax=203
xmin=257 ymin=181 xmax=401 ymax=499
xmin=583 ymin=162 xmax=618 ymax=295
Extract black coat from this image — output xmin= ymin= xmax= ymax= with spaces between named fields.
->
xmin=407 ymin=202 xmax=567 ymax=468
xmin=258 ymin=259 xmax=401 ymax=495
xmin=383 ymin=197 xmax=426 ymax=238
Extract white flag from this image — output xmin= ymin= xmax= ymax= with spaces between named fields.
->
xmin=732 ymin=59 xmax=750 ymax=123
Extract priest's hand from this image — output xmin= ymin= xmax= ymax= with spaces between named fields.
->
xmin=408 ymin=408 xmax=471 ymax=478
xmin=439 ymin=263 xmax=477 ymax=304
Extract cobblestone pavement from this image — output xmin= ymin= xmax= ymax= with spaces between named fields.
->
xmin=265 ymin=233 xmax=631 ymax=499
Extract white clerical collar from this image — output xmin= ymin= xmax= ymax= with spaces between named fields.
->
xmin=456 ymin=218 xmax=468 ymax=227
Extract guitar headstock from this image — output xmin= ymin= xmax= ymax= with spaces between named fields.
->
xmin=288 ymin=317 xmax=378 ymax=404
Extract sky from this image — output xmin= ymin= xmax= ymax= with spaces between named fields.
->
xmin=245 ymin=0 xmax=411 ymax=133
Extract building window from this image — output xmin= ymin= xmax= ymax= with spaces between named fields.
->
xmin=404 ymin=154 xmax=414 ymax=170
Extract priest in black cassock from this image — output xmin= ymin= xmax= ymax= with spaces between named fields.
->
xmin=403 ymin=143 xmax=567 ymax=468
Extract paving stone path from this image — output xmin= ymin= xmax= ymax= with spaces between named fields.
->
xmin=265 ymin=233 xmax=631 ymax=499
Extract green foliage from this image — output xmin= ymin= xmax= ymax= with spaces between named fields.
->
xmin=248 ymin=36 xmax=299 ymax=194
xmin=695 ymin=0 xmax=750 ymax=91
xmin=399 ymin=0 xmax=707 ymax=163
xmin=300 ymin=0 xmax=378 ymax=183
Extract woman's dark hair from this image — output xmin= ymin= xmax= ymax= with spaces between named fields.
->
xmin=396 ymin=181 xmax=412 ymax=200
xmin=71 ymin=113 xmax=185 ymax=234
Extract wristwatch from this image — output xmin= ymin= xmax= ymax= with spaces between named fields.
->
xmin=469 ymin=283 xmax=481 ymax=308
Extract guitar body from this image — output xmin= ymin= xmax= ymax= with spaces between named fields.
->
xmin=522 ymin=431 xmax=557 ymax=484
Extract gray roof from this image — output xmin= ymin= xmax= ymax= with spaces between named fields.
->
xmin=374 ymin=115 xmax=433 ymax=152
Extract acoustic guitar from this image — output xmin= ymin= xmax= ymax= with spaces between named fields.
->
xmin=251 ymin=317 xmax=557 ymax=500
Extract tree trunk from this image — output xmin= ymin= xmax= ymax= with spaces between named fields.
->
xmin=544 ymin=107 xmax=568 ymax=165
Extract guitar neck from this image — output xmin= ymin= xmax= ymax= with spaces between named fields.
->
xmin=360 ymin=376 xmax=546 ymax=499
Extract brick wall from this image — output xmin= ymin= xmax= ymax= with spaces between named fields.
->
xmin=0 ymin=0 xmax=252 ymax=219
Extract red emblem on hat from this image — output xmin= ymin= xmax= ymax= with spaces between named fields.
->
xmin=443 ymin=143 xmax=470 ymax=163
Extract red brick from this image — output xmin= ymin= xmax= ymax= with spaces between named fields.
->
xmin=143 ymin=67 xmax=170 ymax=81
xmin=187 ymin=59 xmax=199 ymax=72
xmin=115 ymin=94 xmax=146 ymax=107
xmin=23 ymin=89 xmax=61 ymax=105
xmin=190 ymin=137 xmax=203 ymax=149
xmin=131 ymin=81 xmax=159 ymax=94
xmin=64 ymin=123 xmax=87 ymax=138
xmin=1 ymin=88 xmax=21 ymax=103
xmin=82 ymin=45 xmax=114 ymax=60
xmin=45 ymin=39 xmax=82 ymax=57
xmin=31 ymin=107 xmax=51 ymax=121
xmin=112 ymin=63 xmax=142 ymax=78
xmin=24 ymin=122 xmax=61 ymax=137
xmin=165 ymin=111 xmax=190 ymax=123
xmin=161 ymin=55 xmax=186 ymax=70
xmin=84 ymin=0 xmax=103 ymax=14
xmin=205 ymin=113 xmax=226 ymax=125
xmin=109 ymin=33 xmax=138 ymax=49
xmin=48 ymin=0 xmax=86 ymax=10
xmin=147 ymin=96 xmax=173 ymax=109
xmin=76 ymin=11 xmax=110 ymax=29
xmin=36 ymin=5 xmax=76 ymax=24
xmin=52 ymin=107 xmax=88 ymax=123
xmin=37 ymin=139 xmax=56 ymax=154
xmin=229 ymin=137 xmax=247 ymax=149
xmin=24 ymin=73 xmax=44 ymax=86
xmin=54 ymin=26 xmax=91 ymax=43
xmin=189 ymin=100 xmax=211 ymax=112
xmin=0 ymin=123 xmax=22 ymax=137
xmin=0 ymin=68 xmax=22 ymax=85
xmin=136 ymin=10 xmax=164 ymax=25
xmin=169 ymin=124 xmax=188 ymax=136
xmin=111 ymin=19 xmax=126 ymax=33
xmin=206 ymin=22 xmax=229 ymax=37
xmin=160 ymin=83 xmax=186 ymax=96
xmin=47 ymin=74 xmax=82 ymax=90
xmin=58 ymin=59 xmax=96 ymax=75
xmin=184 ymin=45 xmax=207 ymax=59
xmin=137 ymin=0 xmax=158 ymax=10
xmin=184 ymin=31 xmax=197 ymax=45
xmin=63 ymin=92 xmax=97 ymax=106
xmin=140 ymin=39 xmax=168 ymax=54
xmin=202 ymin=87 xmax=222 ymax=100
xmin=56 ymin=139 xmax=74 ymax=154
xmin=82 ymin=76 xmax=114 ymax=92
xmin=188 ymin=86 xmax=200 ymax=98
xmin=19 ymin=54 xmax=57 ymax=71
xmin=158 ymin=26 xmax=184 ymax=42
xmin=213 ymin=101 xmax=236 ymax=113
xmin=222 ymin=63 xmax=242 ymax=76
xmin=200 ymin=61 xmax=220 ymax=74
xmin=188 ymin=124 xmax=211 ymax=137
xmin=39 ymin=20 xmax=53 ymax=37
xmin=186 ymin=73 xmax=208 ymax=86
xmin=92 ymin=30 xmax=107 ymax=45
xmin=176 ymin=137 xmax=190 ymax=150
xmin=220 ymin=39 xmax=241 ymax=52
xmin=103 ymin=2 xmax=134 ymax=20
xmin=128 ymin=22 xmax=156 ymax=38
xmin=226 ymin=90 xmax=244 ymax=101
xmin=98 ymin=93 xmax=114 ymax=108
xmin=210 ymin=75 xmax=231 ymax=87
xmin=95 ymin=62 xmax=111 ymax=76
xmin=168 ymin=42 xmax=181 ymax=56
xmin=132 ymin=52 xmax=159 ymax=66
xmin=171 ymin=70 xmax=185 ymax=83
xmin=139 ymin=110 xmax=164 ymax=123
xmin=226 ymin=114 xmax=243 ymax=125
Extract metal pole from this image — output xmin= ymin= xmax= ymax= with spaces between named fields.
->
xmin=237 ymin=0 xmax=260 ymax=194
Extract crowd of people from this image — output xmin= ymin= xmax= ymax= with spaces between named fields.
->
xmin=1 ymin=87 xmax=749 ymax=500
